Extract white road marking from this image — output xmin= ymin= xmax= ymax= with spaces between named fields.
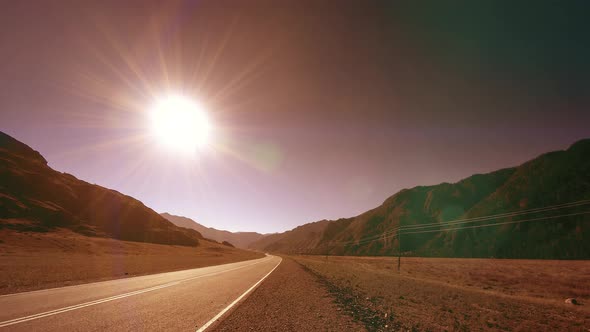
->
xmin=0 ymin=256 xmax=267 ymax=298
xmin=196 ymin=257 xmax=282 ymax=332
xmin=0 ymin=257 xmax=272 ymax=328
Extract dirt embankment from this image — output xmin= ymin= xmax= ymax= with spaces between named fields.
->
xmin=212 ymin=257 xmax=365 ymax=332
xmin=0 ymin=229 xmax=263 ymax=295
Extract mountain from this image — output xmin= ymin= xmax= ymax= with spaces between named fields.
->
xmin=250 ymin=139 xmax=590 ymax=259
xmin=0 ymin=131 xmax=202 ymax=246
xmin=161 ymin=213 xmax=267 ymax=249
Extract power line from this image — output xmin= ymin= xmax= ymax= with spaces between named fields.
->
xmin=316 ymin=199 xmax=590 ymax=248
xmin=399 ymin=199 xmax=590 ymax=231
xmin=318 ymin=210 xmax=590 ymax=250
xmin=399 ymin=210 xmax=590 ymax=235
xmin=294 ymin=201 xmax=590 ymax=270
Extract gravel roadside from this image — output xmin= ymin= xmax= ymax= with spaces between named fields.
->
xmin=211 ymin=257 xmax=366 ymax=332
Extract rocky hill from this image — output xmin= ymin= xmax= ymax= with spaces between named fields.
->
xmin=161 ymin=213 xmax=267 ymax=249
xmin=0 ymin=131 xmax=202 ymax=246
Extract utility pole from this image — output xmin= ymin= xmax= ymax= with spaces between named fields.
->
xmin=397 ymin=231 xmax=401 ymax=272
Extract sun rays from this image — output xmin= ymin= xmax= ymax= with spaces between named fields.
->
xmin=45 ymin=2 xmax=283 ymax=198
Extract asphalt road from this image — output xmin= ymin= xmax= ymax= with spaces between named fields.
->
xmin=0 ymin=255 xmax=281 ymax=331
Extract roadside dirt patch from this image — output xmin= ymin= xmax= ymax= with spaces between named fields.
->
xmin=299 ymin=262 xmax=402 ymax=332
xmin=294 ymin=255 xmax=590 ymax=331
xmin=212 ymin=257 xmax=365 ymax=332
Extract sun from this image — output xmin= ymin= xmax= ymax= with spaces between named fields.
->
xmin=150 ymin=95 xmax=212 ymax=153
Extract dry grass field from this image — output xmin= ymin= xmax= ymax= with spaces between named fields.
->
xmin=0 ymin=229 xmax=263 ymax=295
xmin=294 ymin=255 xmax=590 ymax=331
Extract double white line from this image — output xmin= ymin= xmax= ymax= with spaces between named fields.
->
xmin=0 ymin=282 xmax=178 ymax=327
xmin=0 ymin=257 xmax=276 ymax=328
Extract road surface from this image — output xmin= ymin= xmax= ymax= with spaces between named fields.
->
xmin=0 ymin=255 xmax=281 ymax=331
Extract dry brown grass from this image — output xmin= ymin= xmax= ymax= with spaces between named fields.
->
xmin=0 ymin=229 xmax=263 ymax=295
xmin=294 ymin=255 xmax=590 ymax=331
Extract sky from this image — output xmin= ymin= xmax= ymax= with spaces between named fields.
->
xmin=1 ymin=1 xmax=589 ymax=233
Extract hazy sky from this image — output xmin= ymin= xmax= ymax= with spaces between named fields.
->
xmin=1 ymin=1 xmax=589 ymax=233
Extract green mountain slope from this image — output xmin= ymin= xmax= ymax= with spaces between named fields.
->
xmin=250 ymin=139 xmax=590 ymax=258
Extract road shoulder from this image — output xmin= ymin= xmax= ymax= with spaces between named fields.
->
xmin=211 ymin=257 xmax=365 ymax=331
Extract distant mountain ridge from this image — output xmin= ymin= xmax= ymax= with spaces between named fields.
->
xmin=250 ymin=139 xmax=590 ymax=259
xmin=0 ymin=131 xmax=203 ymax=246
xmin=161 ymin=213 xmax=267 ymax=249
